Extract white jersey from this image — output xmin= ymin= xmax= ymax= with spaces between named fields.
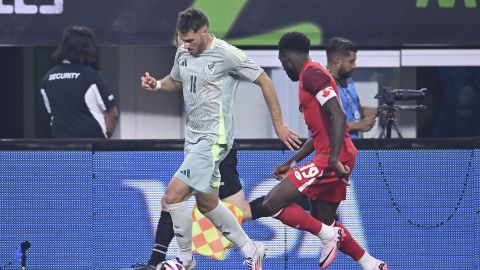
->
xmin=170 ymin=36 xmax=263 ymax=146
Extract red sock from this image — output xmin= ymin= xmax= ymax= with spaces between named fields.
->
xmin=334 ymin=221 xmax=365 ymax=261
xmin=275 ymin=203 xmax=322 ymax=234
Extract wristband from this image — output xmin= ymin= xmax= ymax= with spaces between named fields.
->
xmin=154 ymin=80 xmax=162 ymax=91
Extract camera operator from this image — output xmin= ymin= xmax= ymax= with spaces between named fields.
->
xmin=326 ymin=37 xmax=377 ymax=138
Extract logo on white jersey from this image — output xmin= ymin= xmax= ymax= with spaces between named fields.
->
xmin=205 ymin=61 xmax=216 ymax=75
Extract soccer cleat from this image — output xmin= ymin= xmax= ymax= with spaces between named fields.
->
xmin=243 ymin=242 xmax=266 ymax=270
xmin=156 ymin=256 xmax=196 ymax=270
xmin=119 ymin=263 xmax=156 ymax=270
xmin=319 ymin=227 xmax=343 ymax=269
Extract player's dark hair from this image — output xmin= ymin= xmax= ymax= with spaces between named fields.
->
xmin=278 ymin=32 xmax=310 ymax=54
xmin=52 ymin=25 xmax=96 ymax=65
xmin=326 ymin=37 xmax=357 ymax=61
xmin=176 ymin=8 xmax=209 ymax=34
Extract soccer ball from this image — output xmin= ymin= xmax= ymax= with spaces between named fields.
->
xmin=155 ymin=260 xmax=186 ymax=270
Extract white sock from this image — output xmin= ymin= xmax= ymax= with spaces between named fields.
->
xmin=239 ymin=241 xmax=257 ymax=259
xmin=203 ymin=201 xmax=254 ymax=258
xmin=317 ymin=223 xmax=334 ymax=240
xmin=358 ymin=251 xmax=377 ymax=270
xmin=167 ymin=201 xmax=192 ymax=264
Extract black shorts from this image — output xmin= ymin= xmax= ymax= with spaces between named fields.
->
xmin=218 ymin=145 xmax=243 ymax=199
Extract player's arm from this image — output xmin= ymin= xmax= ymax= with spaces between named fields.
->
xmin=347 ymin=105 xmax=376 ymax=132
xmin=322 ymin=97 xmax=346 ymax=163
xmin=361 ymin=105 xmax=378 ymax=117
xmin=323 ymin=97 xmax=351 ymax=182
xmin=140 ymin=72 xmax=182 ymax=92
xmin=349 ymin=119 xmax=376 ymax=132
xmin=94 ymin=74 xmax=118 ymax=138
xmin=104 ymin=106 xmax=118 ymax=138
xmin=303 ymin=68 xmax=349 ymax=181
xmin=348 ymin=113 xmax=376 ymax=132
xmin=254 ymin=72 xmax=301 ymax=150
xmin=286 ymin=137 xmax=315 ymax=165
xmin=348 ymin=119 xmax=374 ymax=132
xmin=273 ymin=137 xmax=315 ymax=180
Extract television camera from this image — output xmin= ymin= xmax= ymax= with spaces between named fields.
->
xmin=374 ymin=88 xmax=427 ymax=138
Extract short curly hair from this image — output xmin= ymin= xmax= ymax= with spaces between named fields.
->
xmin=326 ymin=37 xmax=357 ymax=61
xmin=278 ymin=32 xmax=310 ymax=53
xmin=176 ymin=8 xmax=209 ymax=34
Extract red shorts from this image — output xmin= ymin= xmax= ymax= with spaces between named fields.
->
xmin=287 ymin=155 xmax=356 ymax=203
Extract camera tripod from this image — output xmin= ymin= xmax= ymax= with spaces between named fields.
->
xmin=378 ymin=104 xmax=426 ymax=139
xmin=379 ymin=112 xmax=403 ymax=139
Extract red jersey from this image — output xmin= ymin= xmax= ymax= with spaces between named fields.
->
xmin=299 ymin=60 xmax=357 ymax=162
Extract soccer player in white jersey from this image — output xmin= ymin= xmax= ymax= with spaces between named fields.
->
xmin=140 ymin=8 xmax=301 ymax=270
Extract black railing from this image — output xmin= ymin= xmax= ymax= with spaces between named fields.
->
xmin=0 ymin=137 xmax=479 ymax=151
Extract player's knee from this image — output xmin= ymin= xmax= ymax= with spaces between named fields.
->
xmin=196 ymin=197 xmax=218 ymax=214
xmin=197 ymin=203 xmax=214 ymax=214
xmin=163 ymin=193 xmax=174 ymax=205
xmin=163 ymin=191 xmax=180 ymax=205
xmin=161 ymin=196 xmax=169 ymax=210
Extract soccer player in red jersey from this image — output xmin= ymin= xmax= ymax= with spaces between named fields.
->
xmin=248 ymin=32 xmax=387 ymax=269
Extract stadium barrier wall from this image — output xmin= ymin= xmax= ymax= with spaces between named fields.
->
xmin=1 ymin=138 xmax=479 ymax=270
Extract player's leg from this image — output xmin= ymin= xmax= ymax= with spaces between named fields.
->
xmin=196 ymin=185 xmax=265 ymax=269
xmin=221 ymin=189 xmax=251 ymax=220
xmin=310 ymin=200 xmax=387 ymax=270
xmin=308 ymin=156 xmax=387 ymax=270
xmin=163 ymin=176 xmax=195 ymax=268
xmin=165 ymin=140 xmax=237 ymax=269
xmin=143 ymin=197 xmax=174 ymax=268
xmin=247 ymin=166 xmax=328 ymax=232
xmin=162 ymin=140 xmax=226 ymax=269
xmin=140 ymin=143 xmax=244 ymax=269
xmin=309 ymin=199 xmax=338 ymax=225
xmin=196 ymin=188 xmax=253 ymax=253
xmin=219 ymin=143 xmax=309 ymax=221
xmin=218 ymin=145 xmax=252 ymax=220
xmin=125 ymin=181 xmax=189 ymax=270
xmin=261 ymin=161 xmax=346 ymax=269
xmin=195 ymin=143 xmax=264 ymax=269
xmin=251 ymin=179 xmax=341 ymax=269
xmin=134 ymin=150 xmax=245 ymax=269
xmin=254 ymin=161 xmax=331 ymax=233
xmin=218 ymin=143 xmax=309 ymax=221
xmin=220 ymin=172 xmax=308 ymax=223
xmin=258 ymin=179 xmax=322 ymax=233
xmin=311 ymin=199 xmax=365 ymax=260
